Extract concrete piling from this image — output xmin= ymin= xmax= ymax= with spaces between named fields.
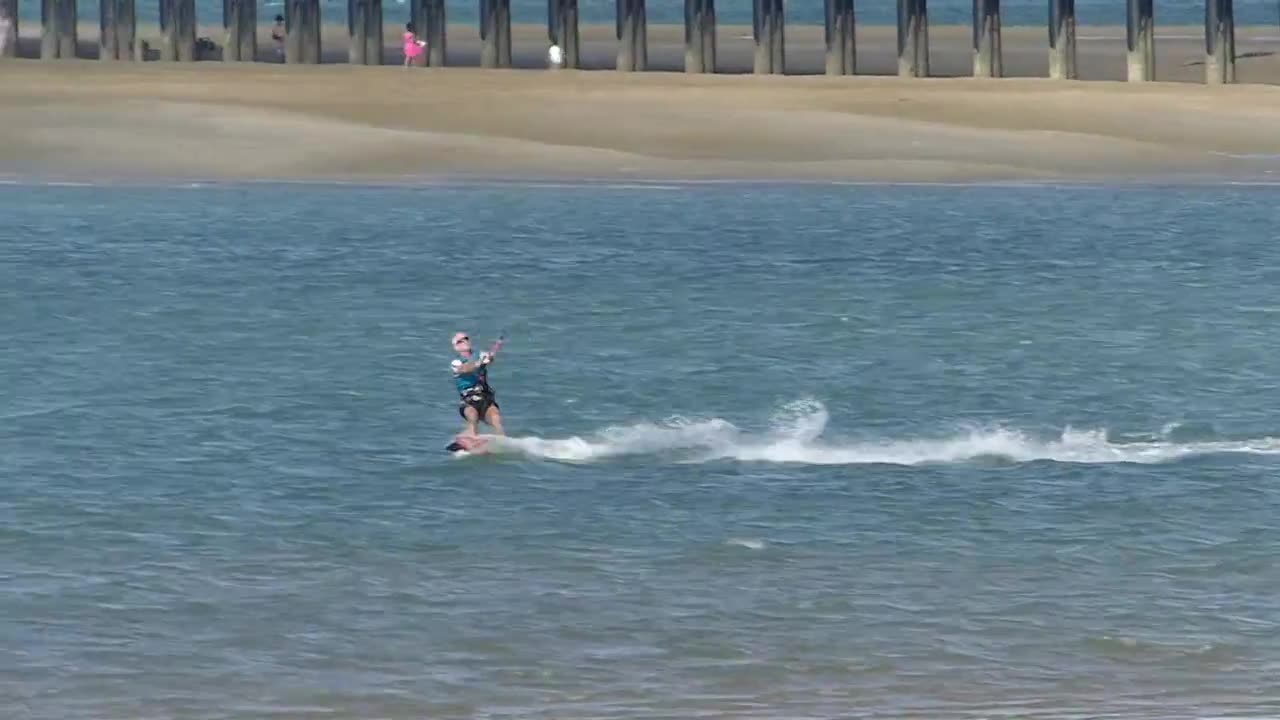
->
xmin=159 ymin=0 xmax=196 ymax=61
xmin=426 ymin=0 xmax=446 ymax=65
xmin=897 ymin=0 xmax=929 ymax=77
xmin=972 ymin=0 xmax=1002 ymax=77
xmin=101 ymin=0 xmax=135 ymax=60
xmin=752 ymin=0 xmax=784 ymax=74
xmin=41 ymin=0 xmax=78 ymax=59
xmin=1205 ymin=0 xmax=1235 ymax=84
xmin=616 ymin=0 xmax=646 ymax=71
xmin=684 ymin=0 xmax=715 ymax=73
xmin=223 ymin=0 xmax=256 ymax=61
xmin=481 ymin=0 xmax=512 ymax=68
xmin=824 ymin=0 xmax=855 ymax=75
xmin=348 ymin=0 xmax=382 ymax=65
xmin=549 ymin=0 xmax=580 ymax=69
xmin=1 ymin=0 xmax=19 ymax=58
xmin=1126 ymin=0 xmax=1154 ymax=81
xmin=1048 ymin=0 xmax=1077 ymax=79
xmin=286 ymin=0 xmax=321 ymax=64
xmin=411 ymin=0 xmax=447 ymax=66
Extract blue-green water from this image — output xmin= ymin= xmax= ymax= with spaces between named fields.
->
xmin=5 ymin=181 xmax=1280 ymax=719
xmin=9 ymin=0 xmax=1280 ymax=29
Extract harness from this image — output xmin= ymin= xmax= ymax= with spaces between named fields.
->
xmin=457 ymin=361 xmax=494 ymax=403
xmin=460 ymin=377 xmax=494 ymax=402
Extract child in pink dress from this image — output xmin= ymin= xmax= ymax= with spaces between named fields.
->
xmin=403 ymin=23 xmax=426 ymax=68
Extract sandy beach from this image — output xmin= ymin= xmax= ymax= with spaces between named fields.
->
xmin=4 ymin=23 xmax=1280 ymax=182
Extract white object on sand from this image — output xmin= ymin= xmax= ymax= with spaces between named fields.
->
xmin=547 ymin=44 xmax=563 ymax=68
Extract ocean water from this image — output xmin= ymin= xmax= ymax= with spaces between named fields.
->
xmin=5 ymin=180 xmax=1280 ymax=719
xmin=10 ymin=0 xmax=1280 ymax=30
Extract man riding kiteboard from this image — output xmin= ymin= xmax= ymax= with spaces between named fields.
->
xmin=446 ymin=331 xmax=505 ymax=452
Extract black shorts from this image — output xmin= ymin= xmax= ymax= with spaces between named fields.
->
xmin=458 ymin=389 xmax=498 ymax=419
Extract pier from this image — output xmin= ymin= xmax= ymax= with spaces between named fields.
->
xmin=0 ymin=0 xmax=1254 ymax=84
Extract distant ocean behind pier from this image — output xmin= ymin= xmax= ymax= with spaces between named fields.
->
xmin=9 ymin=0 xmax=1280 ymax=30
xmin=6 ymin=179 xmax=1280 ymax=719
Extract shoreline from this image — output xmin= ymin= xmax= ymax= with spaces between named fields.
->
xmin=8 ymin=171 xmax=1280 ymax=190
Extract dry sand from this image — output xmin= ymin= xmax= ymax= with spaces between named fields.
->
xmin=3 ymin=23 xmax=1280 ymax=183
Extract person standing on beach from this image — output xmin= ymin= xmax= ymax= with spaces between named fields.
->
xmin=271 ymin=15 xmax=285 ymax=60
xmin=450 ymin=332 xmax=505 ymax=437
xmin=0 ymin=11 xmax=13 ymax=57
xmin=403 ymin=22 xmax=426 ymax=68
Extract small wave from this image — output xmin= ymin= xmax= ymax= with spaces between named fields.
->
xmin=0 ymin=401 xmax=89 ymax=421
xmin=481 ymin=400 xmax=1280 ymax=467
xmin=1086 ymin=635 xmax=1239 ymax=665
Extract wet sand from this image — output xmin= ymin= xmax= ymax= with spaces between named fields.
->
xmin=3 ymin=23 xmax=1280 ymax=183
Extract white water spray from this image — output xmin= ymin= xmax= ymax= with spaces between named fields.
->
xmin=480 ymin=400 xmax=1280 ymax=466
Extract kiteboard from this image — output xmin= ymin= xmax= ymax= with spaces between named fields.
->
xmin=446 ymin=434 xmax=494 ymax=456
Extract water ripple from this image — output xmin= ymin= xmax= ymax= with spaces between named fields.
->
xmin=4 ymin=183 xmax=1280 ymax=719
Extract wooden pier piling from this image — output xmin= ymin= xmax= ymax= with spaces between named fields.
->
xmin=1 ymin=0 xmax=17 ymax=58
xmin=972 ymin=0 xmax=1001 ymax=77
xmin=41 ymin=0 xmax=77 ymax=59
xmin=1126 ymin=0 xmax=1154 ymax=81
xmin=616 ymin=0 xmax=646 ymax=71
xmin=348 ymin=0 xmax=382 ymax=64
xmin=223 ymin=0 xmax=256 ymax=61
xmin=752 ymin=0 xmax=784 ymax=74
xmin=286 ymin=0 xmax=321 ymax=64
xmin=1048 ymin=0 xmax=1076 ymax=79
xmin=897 ymin=0 xmax=929 ymax=77
xmin=824 ymin=0 xmax=855 ymax=75
xmin=549 ymin=0 xmax=580 ymax=69
xmin=100 ymin=0 xmax=136 ymax=60
xmin=1205 ymin=0 xmax=1235 ymax=83
xmin=684 ymin=0 xmax=715 ymax=73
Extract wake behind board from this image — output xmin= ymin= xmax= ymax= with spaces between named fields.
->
xmin=446 ymin=435 xmax=493 ymax=455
